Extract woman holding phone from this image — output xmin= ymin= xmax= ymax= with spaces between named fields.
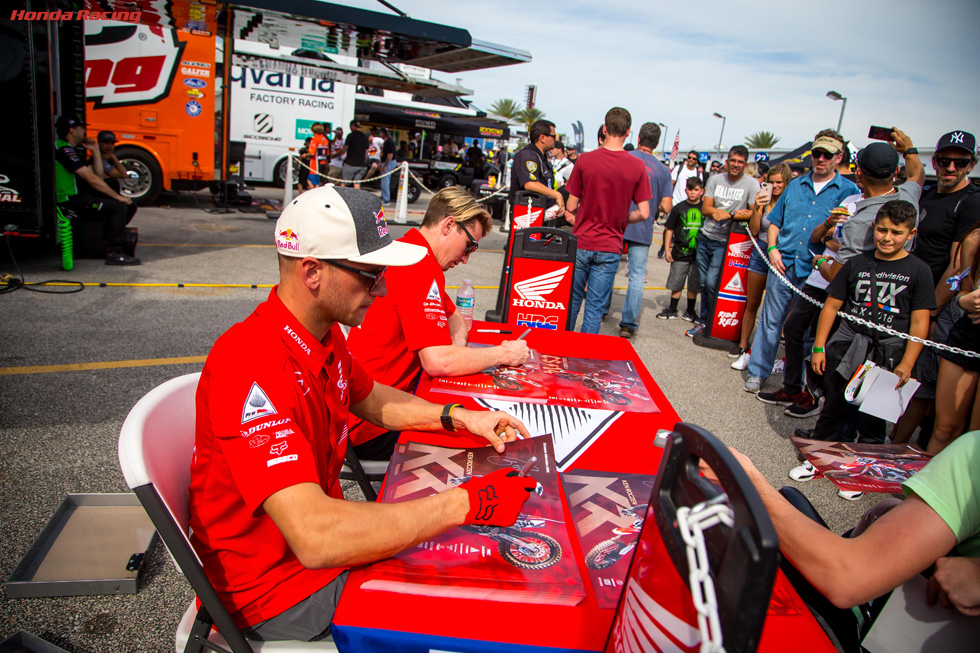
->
xmin=731 ymin=163 xmax=792 ymax=369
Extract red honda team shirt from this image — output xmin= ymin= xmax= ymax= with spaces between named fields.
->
xmin=566 ymin=148 xmax=653 ymax=253
xmin=347 ymin=228 xmax=455 ymax=443
xmin=189 ymin=288 xmax=374 ymax=629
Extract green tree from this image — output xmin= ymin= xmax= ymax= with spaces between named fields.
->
xmin=516 ymin=107 xmax=546 ymax=133
xmin=489 ymin=98 xmax=522 ymax=122
xmin=744 ymin=131 xmax=781 ymax=148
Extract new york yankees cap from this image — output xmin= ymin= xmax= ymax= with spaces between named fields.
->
xmin=935 ymin=130 xmax=977 ymax=157
xmin=275 ymin=185 xmax=425 ymax=266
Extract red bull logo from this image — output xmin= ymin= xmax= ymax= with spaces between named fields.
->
xmin=375 ymin=208 xmax=389 ymax=238
xmin=276 ymin=228 xmax=300 ymax=252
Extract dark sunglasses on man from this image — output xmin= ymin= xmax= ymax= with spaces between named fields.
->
xmin=457 ymin=220 xmax=479 ymax=256
xmin=934 ymin=156 xmax=973 ymax=170
xmin=326 ymin=260 xmax=386 ymax=294
xmin=811 ymin=149 xmax=837 ymax=161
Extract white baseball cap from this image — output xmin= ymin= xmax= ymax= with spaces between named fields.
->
xmin=275 ymin=185 xmax=425 ymax=266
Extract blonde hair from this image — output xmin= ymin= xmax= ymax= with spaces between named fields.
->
xmin=422 ymin=186 xmax=492 ymax=235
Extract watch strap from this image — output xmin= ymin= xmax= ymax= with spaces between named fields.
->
xmin=441 ymin=403 xmax=462 ymax=431
xmin=903 ymin=148 xmax=918 ymax=156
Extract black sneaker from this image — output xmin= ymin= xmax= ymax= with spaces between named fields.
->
xmin=727 ymin=344 xmax=744 ymax=359
xmin=785 ymin=393 xmax=823 ymax=418
xmin=757 ymin=388 xmax=807 ymax=406
xmin=106 ymin=253 xmax=142 ymax=266
xmin=681 ymin=309 xmax=698 ymax=322
xmin=657 ymin=248 xmax=665 ymax=259
xmin=793 ymin=428 xmax=814 ymax=439
xmin=656 ymin=307 xmax=678 ymax=320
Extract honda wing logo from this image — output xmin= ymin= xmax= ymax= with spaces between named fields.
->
xmin=727 ymin=241 xmax=753 ymax=259
xmin=85 ymin=23 xmax=185 ymax=108
xmin=514 ymin=267 xmax=569 ymax=301
xmin=611 ymin=578 xmax=700 ymax=652
xmin=514 ymin=208 xmax=543 ymax=230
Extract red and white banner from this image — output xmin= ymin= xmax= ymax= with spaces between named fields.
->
xmin=708 ymin=230 xmax=752 ymax=341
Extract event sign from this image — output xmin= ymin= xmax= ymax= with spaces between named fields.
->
xmin=707 ymin=230 xmax=752 ymax=341
xmin=361 ymin=435 xmax=586 ymax=606
xmin=789 ymin=436 xmax=931 ymax=494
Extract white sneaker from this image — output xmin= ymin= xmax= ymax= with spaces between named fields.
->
xmin=838 ymin=489 xmax=865 ymax=501
xmin=731 ymin=352 xmax=750 ymax=371
xmin=772 ymin=358 xmax=785 ymax=375
xmin=789 ymin=460 xmax=817 ymax=482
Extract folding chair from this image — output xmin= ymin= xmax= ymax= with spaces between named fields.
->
xmin=118 ymin=372 xmax=334 ymax=653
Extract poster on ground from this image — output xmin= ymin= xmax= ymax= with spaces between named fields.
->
xmin=789 ymin=437 xmax=931 ymax=494
xmin=424 ymin=349 xmax=659 ymax=413
xmin=361 ymin=434 xmax=585 ymax=606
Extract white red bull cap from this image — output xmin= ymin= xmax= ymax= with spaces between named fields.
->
xmin=275 ymin=185 xmax=425 ymax=266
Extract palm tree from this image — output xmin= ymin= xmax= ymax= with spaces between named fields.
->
xmin=516 ymin=107 xmax=546 ymax=133
xmin=489 ymin=99 xmax=522 ymax=122
xmin=744 ymin=131 xmax=781 ymax=149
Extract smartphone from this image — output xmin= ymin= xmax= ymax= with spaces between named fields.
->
xmin=760 ymin=181 xmax=772 ymax=196
xmin=868 ymin=125 xmax=893 ymax=141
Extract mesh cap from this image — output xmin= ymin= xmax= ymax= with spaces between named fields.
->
xmin=275 ymin=186 xmax=425 ymax=266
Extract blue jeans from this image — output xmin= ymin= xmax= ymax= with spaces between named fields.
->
xmin=696 ymin=235 xmax=727 ymax=323
xmin=380 ymin=159 xmax=398 ymax=204
xmin=571 ymin=249 xmax=620 ymax=334
xmin=746 ymin=268 xmax=807 ymax=381
xmin=620 ymin=242 xmax=650 ymax=331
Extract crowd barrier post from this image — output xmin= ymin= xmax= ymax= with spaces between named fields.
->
xmin=394 ymin=161 xmax=409 ymax=224
xmin=693 ymin=222 xmax=752 ymax=350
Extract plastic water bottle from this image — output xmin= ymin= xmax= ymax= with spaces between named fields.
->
xmin=455 ymin=279 xmax=475 ymax=331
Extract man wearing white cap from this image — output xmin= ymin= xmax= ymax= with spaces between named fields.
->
xmin=189 ymin=186 xmax=535 ymax=641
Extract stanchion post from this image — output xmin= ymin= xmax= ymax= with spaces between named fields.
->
xmin=283 ymin=148 xmax=294 ymax=205
xmin=395 ymin=161 xmax=409 ymax=223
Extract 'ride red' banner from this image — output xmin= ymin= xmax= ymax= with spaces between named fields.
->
xmin=708 ymin=230 xmax=752 ymax=341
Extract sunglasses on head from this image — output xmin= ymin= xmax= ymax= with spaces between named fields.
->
xmin=811 ymin=150 xmax=837 ymax=160
xmin=326 ymin=260 xmax=386 ymax=294
xmin=935 ymin=156 xmax=973 ymax=170
xmin=458 ymin=220 xmax=479 ymax=255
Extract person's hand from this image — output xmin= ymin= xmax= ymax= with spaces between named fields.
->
xmin=459 ymin=467 xmax=536 ymax=526
xmin=497 ymin=339 xmax=530 ymax=366
xmin=755 ymin=187 xmax=772 ymax=207
xmin=81 ymin=137 xmax=98 ymax=151
xmin=827 ymin=206 xmax=850 ymax=227
xmin=117 ymin=195 xmax=133 ymax=206
xmin=452 ymin=336 xmax=468 ymax=347
xmin=926 ymin=557 xmax=980 ymax=617
xmin=768 ymin=248 xmax=786 ymax=275
xmin=891 ymin=128 xmax=913 ymax=154
xmin=665 ymin=248 xmax=674 ymax=263
xmin=454 ymin=409 xmax=530 ymax=452
xmin=893 ymin=364 xmax=912 ymax=388
xmin=733 ymin=209 xmax=752 ymax=220
xmin=811 ymin=351 xmax=826 ymax=375
xmin=552 ymin=193 xmax=566 ymax=217
xmin=958 ymin=289 xmax=980 ymax=313
xmin=698 ymin=446 xmax=768 ymax=490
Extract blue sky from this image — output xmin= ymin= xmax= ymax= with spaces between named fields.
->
xmin=335 ymin=0 xmax=980 ymax=154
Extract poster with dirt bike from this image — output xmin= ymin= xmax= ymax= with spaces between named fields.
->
xmin=789 ymin=436 xmax=931 ymax=494
xmin=561 ymin=470 xmax=654 ymax=608
xmin=425 ymin=349 xmax=659 ymax=413
xmin=361 ymin=434 xmax=586 ymax=606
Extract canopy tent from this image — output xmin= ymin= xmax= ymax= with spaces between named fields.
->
xmin=355 ymin=101 xmax=510 ymax=140
xmin=769 ymin=142 xmax=813 ymax=168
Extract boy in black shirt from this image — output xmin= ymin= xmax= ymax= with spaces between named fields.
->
xmin=657 ymin=176 xmax=704 ymax=321
xmin=809 ymin=200 xmax=935 ymax=445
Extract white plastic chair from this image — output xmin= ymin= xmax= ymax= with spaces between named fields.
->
xmin=118 ymin=372 xmax=335 ymax=653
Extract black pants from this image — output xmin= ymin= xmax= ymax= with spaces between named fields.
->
xmin=782 ymin=285 xmax=827 ymax=394
xmin=352 ymin=429 xmax=400 ymax=461
xmin=811 ymin=343 xmax=886 ymax=444
xmin=60 ymin=193 xmax=130 ymax=254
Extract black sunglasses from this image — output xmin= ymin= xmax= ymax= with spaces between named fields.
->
xmin=326 ymin=260 xmax=386 ymax=293
xmin=934 ymin=156 xmax=973 ymax=170
xmin=811 ymin=150 xmax=837 ymax=161
xmin=457 ymin=220 xmax=479 ymax=255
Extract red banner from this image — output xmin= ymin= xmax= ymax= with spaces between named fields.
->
xmin=709 ymin=230 xmax=752 ymax=341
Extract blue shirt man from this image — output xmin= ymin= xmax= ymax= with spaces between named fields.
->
xmin=744 ymin=131 xmax=860 ymax=393
xmin=614 ymin=123 xmax=673 ymax=338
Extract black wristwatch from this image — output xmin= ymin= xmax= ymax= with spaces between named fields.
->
xmin=441 ymin=403 xmax=462 ymax=431
xmin=903 ymin=148 xmax=918 ymax=156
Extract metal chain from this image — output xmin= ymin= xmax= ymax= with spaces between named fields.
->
xmin=749 ymin=234 xmax=980 ymax=358
xmin=407 ymin=169 xmax=511 ymax=204
xmin=288 ymin=155 xmax=401 ymax=184
xmin=676 ymin=494 xmax=733 ymax=653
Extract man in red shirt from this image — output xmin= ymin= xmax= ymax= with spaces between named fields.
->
xmin=347 ymin=187 xmax=530 ymax=458
xmin=190 ymin=186 xmax=535 ymax=641
xmin=565 ymin=107 xmax=653 ymax=333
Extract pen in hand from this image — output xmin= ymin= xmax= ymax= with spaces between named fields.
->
xmin=519 ymin=456 xmax=537 ymax=476
xmin=517 ymin=328 xmax=532 ymax=340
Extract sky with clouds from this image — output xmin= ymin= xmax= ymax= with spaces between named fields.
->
xmin=337 ymin=0 xmax=979 ymax=154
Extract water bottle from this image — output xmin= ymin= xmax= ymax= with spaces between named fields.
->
xmin=455 ymin=278 xmax=475 ymax=331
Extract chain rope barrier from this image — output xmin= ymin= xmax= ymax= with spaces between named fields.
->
xmin=747 ymin=230 xmax=980 ymax=359
xmin=676 ymin=494 xmax=733 ymax=653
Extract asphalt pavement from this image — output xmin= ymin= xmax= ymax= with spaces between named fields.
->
xmin=0 ymin=184 xmax=876 ymax=651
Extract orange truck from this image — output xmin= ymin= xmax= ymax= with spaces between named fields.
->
xmin=84 ymin=20 xmax=217 ymax=205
